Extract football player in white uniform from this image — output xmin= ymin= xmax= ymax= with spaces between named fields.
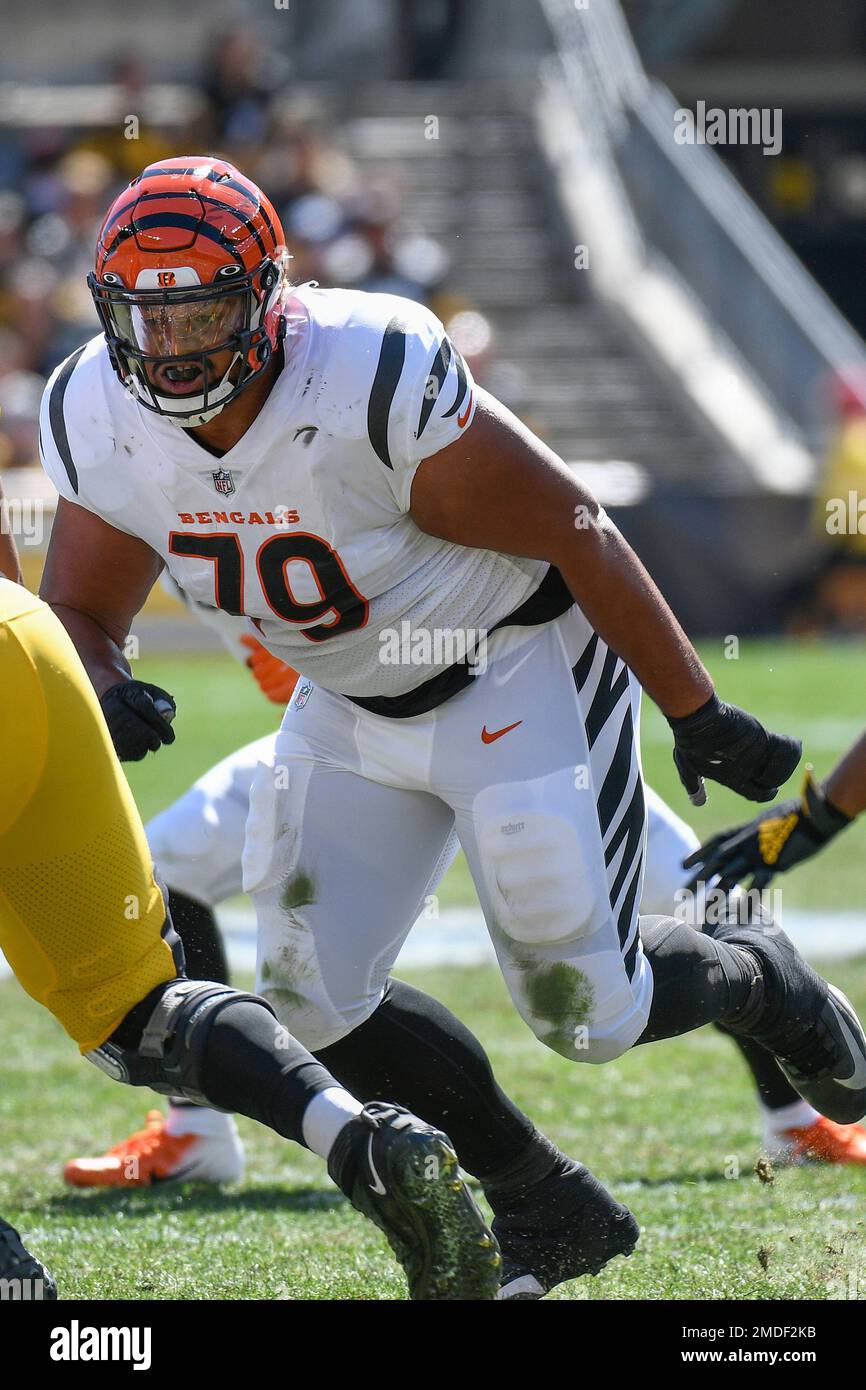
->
xmin=68 ymin=683 xmax=866 ymax=1193
xmin=38 ymin=158 xmax=866 ymax=1290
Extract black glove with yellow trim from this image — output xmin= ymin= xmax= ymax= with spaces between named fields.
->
xmin=682 ymin=768 xmax=852 ymax=893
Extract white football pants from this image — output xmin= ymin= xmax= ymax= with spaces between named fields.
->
xmin=147 ymin=611 xmax=702 ymax=1061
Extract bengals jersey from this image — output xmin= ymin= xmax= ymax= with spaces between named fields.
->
xmin=39 ymin=286 xmax=547 ymax=698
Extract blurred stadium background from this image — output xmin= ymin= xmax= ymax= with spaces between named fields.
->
xmin=5 ymin=0 xmax=866 ymax=637
xmin=2 ymin=0 xmax=866 ymax=938
xmin=4 ymin=0 xmax=866 ymax=1303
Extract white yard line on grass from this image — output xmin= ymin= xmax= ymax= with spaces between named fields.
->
xmin=215 ymin=904 xmax=866 ymax=974
xmin=2 ymin=907 xmax=865 ymax=981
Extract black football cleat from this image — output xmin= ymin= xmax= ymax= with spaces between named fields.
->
xmin=770 ymin=986 xmax=866 ymax=1126
xmin=0 ymin=1219 xmax=57 ymax=1300
xmin=328 ymin=1101 xmax=501 ymax=1300
xmin=490 ymin=1159 xmax=639 ymax=1300
xmin=723 ymin=925 xmax=866 ymax=1126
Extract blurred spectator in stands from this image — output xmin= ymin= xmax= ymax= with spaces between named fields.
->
xmin=260 ymin=117 xmax=359 ymax=224
xmin=202 ymin=29 xmax=284 ymax=148
xmin=0 ymin=369 xmax=44 ymax=469
xmin=789 ymin=370 xmax=866 ymax=633
xmin=0 ymin=193 xmax=26 ymax=274
xmin=0 ymin=258 xmax=58 ymax=381
xmin=0 ymin=51 xmax=456 ymax=466
xmin=25 ymin=150 xmax=114 ymax=372
xmin=322 ymin=184 xmax=449 ymax=299
xmin=811 ymin=370 xmax=866 ymax=630
xmin=443 ymin=307 xmax=547 ymax=438
xmin=395 ymin=0 xmax=467 ymax=79
xmin=284 ymin=191 xmax=347 ymax=286
xmin=21 ymin=131 xmax=69 ymax=220
xmin=82 ymin=54 xmax=177 ymax=179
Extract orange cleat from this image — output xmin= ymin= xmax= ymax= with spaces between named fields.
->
xmin=768 ymin=1115 xmax=866 ymax=1167
xmin=239 ymin=634 xmax=300 ymax=705
xmin=63 ymin=1109 xmax=244 ymax=1188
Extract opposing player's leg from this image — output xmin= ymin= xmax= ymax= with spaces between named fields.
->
xmin=435 ymin=610 xmax=866 ymax=1126
xmin=0 ymin=580 xmax=179 ymax=1044
xmin=96 ymin=978 xmax=501 ymax=1300
xmin=0 ymin=583 xmax=499 ymax=1299
xmin=644 ymin=786 xmax=866 ymax=1164
xmin=63 ymin=736 xmax=278 ymax=1187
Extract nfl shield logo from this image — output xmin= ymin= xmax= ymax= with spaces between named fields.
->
xmin=293 ymin=680 xmax=314 ymax=710
xmin=212 ymin=468 xmax=235 ymax=496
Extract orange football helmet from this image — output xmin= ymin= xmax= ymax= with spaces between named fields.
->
xmin=88 ymin=156 xmax=289 ymax=425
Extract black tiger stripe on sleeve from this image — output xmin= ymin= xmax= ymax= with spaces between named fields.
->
xmin=441 ymin=345 xmax=469 ymax=419
xmin=416 ymin=334 xmax=452 ymax=441
xmin=367 ymin=315 xmax=410 ymax=470
xmin=47 ymin=344 xmax=87 ymax=495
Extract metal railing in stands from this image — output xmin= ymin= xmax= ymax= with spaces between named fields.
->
xmin=538 ymin=0 xmax=866 ymax=454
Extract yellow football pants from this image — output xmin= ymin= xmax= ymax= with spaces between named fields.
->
xmin=0 ymin=579 xmax=177 ymax=1051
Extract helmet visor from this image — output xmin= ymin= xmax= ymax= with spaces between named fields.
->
xmin=87 ymin=266 xmax=271 ymax=421
xmin=113 ymin=290 xmax=247 ymax=358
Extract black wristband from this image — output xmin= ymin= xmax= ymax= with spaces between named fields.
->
xmin=665 ymin=692 xmax=721 ymax=734
xmin=815 ymin=788 xmax=854 ymax=835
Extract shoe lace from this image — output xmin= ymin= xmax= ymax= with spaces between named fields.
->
xmin=361 ymin=1102 xmax=415 ymax=1131
xmin=776 ymin=1020 xmax=838 ymax=1079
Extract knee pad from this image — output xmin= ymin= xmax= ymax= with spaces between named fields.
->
xmin=523 ymin=1008 xmax=642 ymax=1064
xmin=84 ymin=980 xmax=274 ymax=1107
xmin=513 ymin=947 xmax=649 ymax=1063
xmin=478 ymin=808 xmax=607 ymax=947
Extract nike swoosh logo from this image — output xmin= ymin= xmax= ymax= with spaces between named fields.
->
xmin=367 ymin=1133 xmax=387 ymax=1196
xmin=481 ymin=720 xmax=523 ymax=745
xmin=457 ymin=391 xmax=474 ymax=429
xmin=490 ymin=646 xmax=535 ymax=687
xmin=152 ymin=1164 xmax=197 ymax=1184
xmin=831 ymin=993 xmax=866 ymax=1090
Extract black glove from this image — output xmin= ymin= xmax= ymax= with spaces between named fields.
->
xmin=101 ymin=681 xmax=176 ymax=762
xmin=682 ymin=768 xmax=852 ymax=893
xmin=667 ymin=693 xmax=801 ymax=805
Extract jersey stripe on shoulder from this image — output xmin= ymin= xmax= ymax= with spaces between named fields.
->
xmin=416 ymin=334 xmax=452 ymax=442
xmin=441 ymin=345 xmax=469 ymax=420
xmin=47 ymin=344 xmax=88 ymax=495
xmin=367 ymin=315 xmax=409 ymax=470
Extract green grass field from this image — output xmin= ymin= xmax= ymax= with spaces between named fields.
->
xmin=2 ymin=637 xmax=866 ymax=1300
xmin=3 ymin=961 xmax=866 ymax=1300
